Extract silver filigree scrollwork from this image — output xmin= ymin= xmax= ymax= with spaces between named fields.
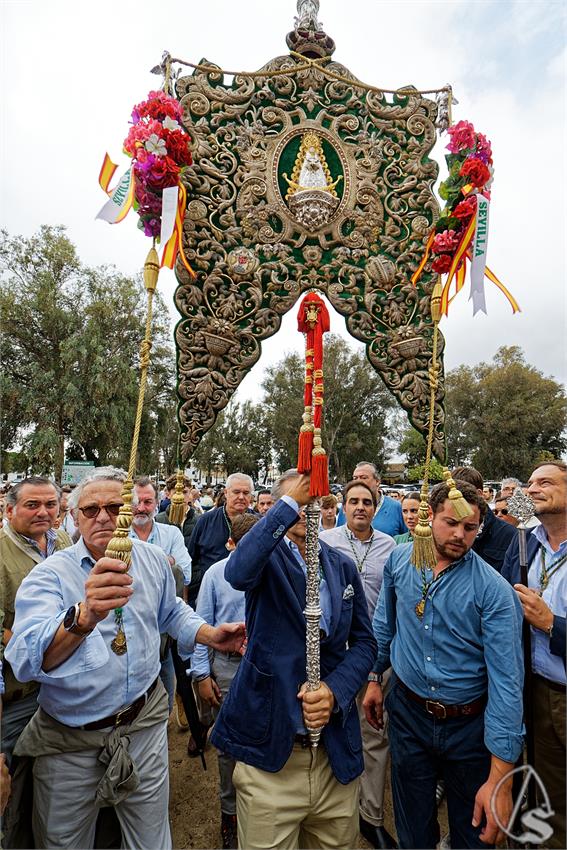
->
xmin=304 ymin=500 xmax=323 ymax=747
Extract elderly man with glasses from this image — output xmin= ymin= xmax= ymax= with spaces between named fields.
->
xmin=5 ymin=466 xmax=245 ymax=850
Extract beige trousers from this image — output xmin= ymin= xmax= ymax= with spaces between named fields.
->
xmin=233 ymin=744 xmax=359 ymax=849
xmin=358 ymin=667 xmax=391 ymax=826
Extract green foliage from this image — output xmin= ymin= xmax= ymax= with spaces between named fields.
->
xmin=0 ymin=226 xmax=177 ymax=481
xmin=407 ymin=459 xmax=445 ymax=483
xmin=444 ymin=346 xmax=567 ymax=480
xmin=190 ymin=400 xmax=271 ymax=481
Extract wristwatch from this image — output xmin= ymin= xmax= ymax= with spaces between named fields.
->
xmin=63 ymin=603 xmax=93 ymax=637
xmin=368 ymin=672 xmax=383 ymax=684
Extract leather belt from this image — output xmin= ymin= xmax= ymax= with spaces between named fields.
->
xmin=534 ymin=673 xmax=566 ymax=694
xmin=79 ymin=678 xmax=159 ymax=731
xmin=294 ymin=733 xmax=314 ymax=748
xmin=399 ymin=679 xmax=486 ymax=720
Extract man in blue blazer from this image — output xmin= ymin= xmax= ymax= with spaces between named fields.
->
xmin=211 ymin=470 xmax=377 ymax=849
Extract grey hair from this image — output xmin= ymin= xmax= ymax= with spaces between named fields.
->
xmin=271 ymin=469 xmax=299 ymax=501
xmin=354 ymin=461 xmax=380 ymax=480
xmin=226 ymin=473 xmax=254 ymax=492
xmin=68 ymin=466 xmax=127 ymax=510
xmin=5 ymin=477 xmax=60 ymax=508
xmin=500 ymin=477 xmax=522 ymax=490
xmin=133 ymin=476 xmax=158 ymax=499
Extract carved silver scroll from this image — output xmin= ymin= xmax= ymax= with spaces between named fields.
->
xmin=304 ymin=500 xmax=323 ymax=747
xmin=508 ymin=487 xmax=535 ymax=571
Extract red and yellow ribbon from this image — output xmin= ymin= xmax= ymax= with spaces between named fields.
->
xmin=160 ymin=183 xmax=196 ymax=278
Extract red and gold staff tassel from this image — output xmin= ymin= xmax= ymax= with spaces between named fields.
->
xmin=296 ymin=293 xmax=330 ymax=497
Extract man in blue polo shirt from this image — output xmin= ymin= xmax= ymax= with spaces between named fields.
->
xmin=364 ymin=480 xmax=524 ymax=849
xmin=337 ymin=462 xmax=405 ymax=537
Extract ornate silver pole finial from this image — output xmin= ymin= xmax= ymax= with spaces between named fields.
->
xmin=295 ymin=0 xmax=323 ymax=31
xmin=508 ymin=487 xmax=535 ymax=529
xmin=304 ymin=500 xmax=323 ymax=747
xmin=508 ymin=486 xmax=535 ymax=583
xmin=435 ymin=85 xmax=458 ymax=133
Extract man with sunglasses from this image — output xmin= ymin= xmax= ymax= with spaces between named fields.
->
xmin=0 ymin=476 xmax=71 ymax=847
xmin=5 ymin=466 xmax=245 ymax=850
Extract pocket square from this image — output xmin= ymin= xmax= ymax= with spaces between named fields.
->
xmin=342 ymin=584 xmax=354 ymax=600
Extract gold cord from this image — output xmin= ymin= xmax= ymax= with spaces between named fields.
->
xmin=166 ymin=52 xmax=452 ymax=99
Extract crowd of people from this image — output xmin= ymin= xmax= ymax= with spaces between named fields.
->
xmin=0 ymin=459 xmax=565 ymax=850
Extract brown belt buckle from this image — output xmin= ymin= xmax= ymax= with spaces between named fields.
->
xmin=425 ymin=699 xmax=447 ymax=719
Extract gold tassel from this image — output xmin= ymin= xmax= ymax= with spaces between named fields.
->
xmin=168 ymin=468 xmax=186 ymax=527
xmin=410 ymin=483 xmax=436 ymax=569
xmin=430 ymin=280 xmax=443 ymax=324
xmin=443 ymin=469 xmax=474 ymax=519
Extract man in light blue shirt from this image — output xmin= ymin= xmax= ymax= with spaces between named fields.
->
xmin=364 ymin=480 xmax=524 ymax=849
xmin=194 ymin=512 xmax=258 ymax=850
xmin=5 ymin=466 xmax=245 ymax=850
xmin=130 ymin=476 xmax=192 ymax=713
xmin=336 ymin=462 xmax=405 ymax=537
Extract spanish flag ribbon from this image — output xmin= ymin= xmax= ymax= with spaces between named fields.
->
xmin=161 ymin=183 xmax=196 ymax=278
xmin=411 ymin=231 xmax=435 ymax=286
xmin=98 ymin=153 xmax=118 ymax=195
xmin=96 ymin=153 xmax=135 ymax=224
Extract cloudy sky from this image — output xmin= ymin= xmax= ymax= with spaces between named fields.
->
xmin=2 ymin=0 xmax=566 ymax=405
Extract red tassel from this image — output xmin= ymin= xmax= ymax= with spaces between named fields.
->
xmin=297 ymin=428 xmax=314 ymax=473
xmin=310 ymin=451 xmax=329 ymax=498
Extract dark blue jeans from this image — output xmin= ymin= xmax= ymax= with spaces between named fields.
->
xmin=386 ymin=677 xmax=493 ymax=849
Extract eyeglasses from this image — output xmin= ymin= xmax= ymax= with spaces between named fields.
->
xmin=79 ymin=503 xmax=123 ymax=519
xmin=494 ymin=508 xmax=509 ymax=516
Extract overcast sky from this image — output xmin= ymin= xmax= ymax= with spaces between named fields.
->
xmin=2 ymin=0 xmax=566 ymax=406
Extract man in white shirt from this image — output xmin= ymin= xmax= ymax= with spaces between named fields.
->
xmin=320 ymin=480 xmax=397 ymax=848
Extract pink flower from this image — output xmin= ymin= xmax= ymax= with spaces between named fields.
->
xmin=432 ymin=229 xmax=461 ymax=253
xmin=475 ymin=132 xmax=492 ymax=163
xmin=446 ymin=120 xmax=476 ymax=153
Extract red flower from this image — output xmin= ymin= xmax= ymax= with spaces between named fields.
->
xmin=146 ymin=155 xmax=180 ymax=190
xmin=453 ymin=195 xmax=477 ymax=220
xmin=460 ymin=158 xmax=491 ymax=189
xmin=431 ymin=254 xmax=453 ymax=274
xmin=164 ymin=129 xmax=192 ymax=166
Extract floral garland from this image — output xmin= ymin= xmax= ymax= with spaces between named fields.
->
xmin=430 ymin=121 xmax=492 ymax=274
xmin=123 ymin=90 xmax=192 ymax=238
xmin=412 ymin=120 xmax=519 ymax=315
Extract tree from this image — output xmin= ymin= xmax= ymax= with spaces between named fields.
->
xmin=0 ymin=226 xmax=177 ymax=480
xmin=261 ymin=335 xmax=396 ymax=480
xmin=444 ymin=346 xmax=567 ymax=480
xmin=190 ymin=400 xmax=270 ymax=482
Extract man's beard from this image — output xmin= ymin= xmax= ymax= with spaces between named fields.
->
xmin=432 ymin=530 xmax=470 ymax=561
xmin=132 ymin=513 xmax=152 ymax=527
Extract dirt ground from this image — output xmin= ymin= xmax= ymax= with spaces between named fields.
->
xmin=167 ymin=716 xmax=448 ymax=850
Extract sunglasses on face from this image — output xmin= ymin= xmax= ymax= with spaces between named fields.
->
xmin=494 ymin=508 xmax=509 ymax=516
xmin=79 ymin=503 xmax=123 ymax=519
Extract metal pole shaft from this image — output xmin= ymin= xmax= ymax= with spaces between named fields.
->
xmin=304 ymin=501 xmax=323 ymax=747
xmin=518 ymin=522 xmax=536 ymax=810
